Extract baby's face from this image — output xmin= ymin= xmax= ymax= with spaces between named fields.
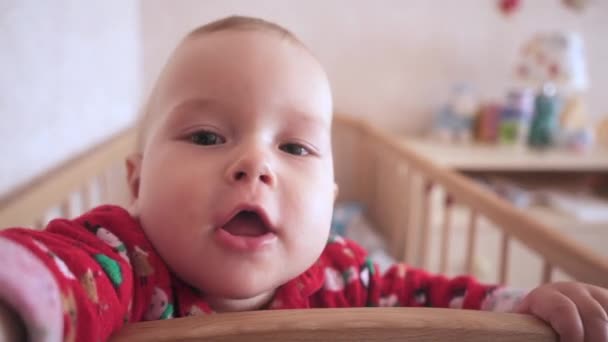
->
xmin=129 ymin=30 xmax=335 ymax=308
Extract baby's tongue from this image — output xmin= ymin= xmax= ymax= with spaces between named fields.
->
xmin=222 ymin=212 xmax=268 ymax=237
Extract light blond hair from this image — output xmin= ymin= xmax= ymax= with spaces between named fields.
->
xmin=135 ymin=15 xmax=305 ymax=153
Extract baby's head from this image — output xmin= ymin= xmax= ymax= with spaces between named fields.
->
xmin=126 ymin=16 xmax=336 ymax=311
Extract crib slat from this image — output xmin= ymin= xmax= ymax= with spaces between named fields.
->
xmin=399 ymin=165 xmax=414 ymax=263
xmin=439 ymin=193 xmax=453 ymax=274
xmin=386 ymin=156 xmax=403 ymax=258
xmin=465 ymin=210 xmax=479 ymax=275
xmin=367 ymin=142 xmax=380 ymax=228
xmin=59 ymin=199 xmax=73 ymax=219
xmin=80 ymin=183 xmax=93 ymax=212
xmin=355 ymin=127 xmax=370 ymax=203
xmin=361 ymin=138 xmax=377 ymax=208
xmin=98 ymin=172 xmax=110 ymax=204
xmin=374 ymin=149 xmax=389 ymax=240
xmin=541 ymin=261 xmax=554 ymax=284
xmin=417 ymin=180 xmax=433 ymax=268
xmin=499 ymin=233 xmax=511 ymax=284
xmin=380 ymin=150 xmax=398 ymax=254
xmin=34 ymin=219 xmax=45 ymax=230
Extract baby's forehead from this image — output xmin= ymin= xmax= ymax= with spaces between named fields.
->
xmin=162 ymin=34 xmax=329 ymax=110
xmin=163 ymin=31 xmax=319 ymax=83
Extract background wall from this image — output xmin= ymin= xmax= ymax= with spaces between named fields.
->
xmin=140 ymin=0 xmax=608 ymax=132
xmin=0 ymin=0 xmax=141 ymax=197
xmin=1 ymin=0 xmax=607 ymax=197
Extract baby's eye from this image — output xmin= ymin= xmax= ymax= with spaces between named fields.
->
xmin=280 ymin=143 xmax=310 ymax=156
xmin=189 ymin=131 xmax=225 ymax=146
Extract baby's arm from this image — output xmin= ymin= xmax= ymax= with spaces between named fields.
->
xmin=0 ymin=300 xmax=26 ymax=342
xmin=0 ymin=206 xmax=140 ymax=341
xmin=321 ymin=236 xmax=502 ymax=309
xmin=0 ymin=236 xmax=64 ymax=342
xmin=380 ymin=262 xmax=503 ymax=309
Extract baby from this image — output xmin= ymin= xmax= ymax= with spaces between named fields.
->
xmin=1 ymin=16 xmax=607 ymax=342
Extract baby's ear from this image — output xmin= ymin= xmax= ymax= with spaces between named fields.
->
xmin=126 ymin=153 xmax=143 ymax=201
xmin=333 ymin=182 xmax=339 ymax=202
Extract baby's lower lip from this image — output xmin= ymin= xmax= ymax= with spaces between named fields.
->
xmin=214 ymin=227 xmax=277 ymax=252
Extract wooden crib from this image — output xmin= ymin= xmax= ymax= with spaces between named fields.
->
xmin=1 ymin=114 xmax=607 ymax=341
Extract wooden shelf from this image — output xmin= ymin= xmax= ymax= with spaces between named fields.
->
xmin=399 ymin=138 xmax=608 ymax=172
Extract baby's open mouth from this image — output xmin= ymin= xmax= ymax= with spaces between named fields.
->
xmin=221 ymin=211 xmax=270 ymax=237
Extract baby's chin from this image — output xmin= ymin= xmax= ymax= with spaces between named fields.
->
xmin=195 ymin=276 xmax=284 ymax=312
xmin=208 ymin=283 xmax=276 ymax=301
xmin=188 ymin=267 xmax=286 ymax=297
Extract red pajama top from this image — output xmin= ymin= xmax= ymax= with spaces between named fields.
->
xmin=0 ymin=205 xmax=523 ymax=342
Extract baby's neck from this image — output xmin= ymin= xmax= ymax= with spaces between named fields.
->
xmin=205 ymin=290 xmax=276 ymax=312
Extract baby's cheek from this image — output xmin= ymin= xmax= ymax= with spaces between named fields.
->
xmin=297 ymin=197 xmax=332 ymax=252
xmin=309 ymin=194 xmax=334 ymax=230
xmin=290 ymin=189 xmax=331 ymax=229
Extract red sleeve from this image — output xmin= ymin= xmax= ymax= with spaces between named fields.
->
xmin=0 ymin=205 xmax=150 ymax=342
xmin=381 ymin=263 xmax=497 ymax=309
xmin=314 ymin=236 xmax=496 ymax=310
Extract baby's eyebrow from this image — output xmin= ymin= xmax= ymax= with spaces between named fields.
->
xmin=286 ymin=111 xmax=330 ymax=132
xmin=163 ymin=98 xmax=229 ymax=127
xmin=168 ymin=98 xmax=226 ymax=117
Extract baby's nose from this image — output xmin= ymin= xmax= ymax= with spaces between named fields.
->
xmin=226 ymin=152 xmax=275 ymax=187
xmin=231 ymin=166 xmax=273 ymax=185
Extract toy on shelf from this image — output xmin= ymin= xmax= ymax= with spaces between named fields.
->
xmin=432 ymin=83 xmax=478 ymax=143
xmin=528 ymin=84 xmax=561 ymax=148
xmin=597 ymin=118 xmax=608 ymax=148
xmin=475 ymin=103 xmax=501 ymax=143
xmin=499 ymin=88 xmax=534 ymax=145
xmin=428 ymin=31 xmax=596 ymax=152
xmin=558 ymin=96 xmax=595 ymax=151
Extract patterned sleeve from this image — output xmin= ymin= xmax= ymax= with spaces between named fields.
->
xmin=318 ymin=236 xmax=525 ymax=311
xmin=0 ymin=206 xmax=145 ymax=342
xmin=380 ymin=263 xmax=497 ymax=309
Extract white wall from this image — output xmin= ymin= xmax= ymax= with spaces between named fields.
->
xmin=141 ymin=0 xmax=608 ymax=132
xmin=0 ymin=0 xmax=141 ymax=196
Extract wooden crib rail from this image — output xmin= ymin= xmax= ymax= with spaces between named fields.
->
xmin=111 ymin=308 xmax=556 ymax=342
xmin=332 ymin=115 xmax=608 ymax=289
xmin=0 ymin=128 xmax=136 ymax=229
